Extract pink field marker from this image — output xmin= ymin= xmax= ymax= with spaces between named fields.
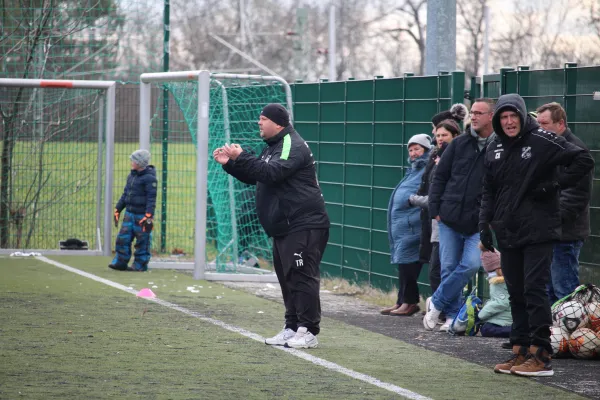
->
xmin=137 ymin=288 xmax=156 ymax=298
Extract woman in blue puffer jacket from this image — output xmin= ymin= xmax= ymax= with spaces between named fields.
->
xmin=381 ymin=134 xmax=432 ymax=316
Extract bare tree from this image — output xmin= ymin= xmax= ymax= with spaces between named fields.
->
xmin=456 ymin=0 xmax=487 ymax=78
xmin=489 ymin=1 xmax=538 ymax=69
xmin=490 ymin=0 xmax=599 ymax=70
xmin=147 ymin=0 xmax=393 ymax=81
xmin=592 ymin=0 xmax=600 ymax=37
xmin=378 ymin=0 xmax=427 ymax=75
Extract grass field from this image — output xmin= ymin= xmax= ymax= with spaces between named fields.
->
xmin=0 ymin=255 xmax=589 ymax=400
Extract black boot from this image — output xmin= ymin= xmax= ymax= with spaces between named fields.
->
xmin=109 ymin=263 xmax=128 ymax=271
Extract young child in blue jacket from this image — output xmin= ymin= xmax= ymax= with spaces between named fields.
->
xmin=478 ymin=246 xmax=512 ymax=337
xmin=109 ymin=150 xmax=157 ymax=272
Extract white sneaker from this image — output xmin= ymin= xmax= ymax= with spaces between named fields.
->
xmin=265 ymin=327 xmax=296 ymax=346
xmin=423 ymin=297 xmax=441 ymax=331
xmin=439 ymin=318 xmax=454 ymax=332
xmin=284 ymin=327 xmax=318 ymax=349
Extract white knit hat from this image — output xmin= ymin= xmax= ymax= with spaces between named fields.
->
xmin=407 ymin=134 xmax=432 ymax=150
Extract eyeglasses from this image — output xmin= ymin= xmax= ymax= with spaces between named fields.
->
xmin=470 ymin=111 xmax=492 ymax=117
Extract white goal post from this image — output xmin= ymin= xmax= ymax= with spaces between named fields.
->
xmin=138 ymin=70 xmax=293 ymax=281
xmin=0 ymin=78 xmax=116 ymax=257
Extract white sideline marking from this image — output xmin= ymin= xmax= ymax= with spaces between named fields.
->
xmin=36 ymin=256 xmax=432 ymax=400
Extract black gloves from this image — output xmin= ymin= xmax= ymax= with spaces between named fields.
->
xmin=531 ymin=181 xmax=560 ymax=201
xmin=479 ymin=223 xmax=495 ymax=253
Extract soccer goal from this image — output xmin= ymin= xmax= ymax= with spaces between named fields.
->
xmin=0 ymin=78 xmax=116 ymax=256
xmin=139 ymin=71 xmax=292 ymax=281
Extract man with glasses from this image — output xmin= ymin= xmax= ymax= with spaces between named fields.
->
xmin=536 ymin=102 xmax=592 ymax=304
xmin=424 ymin=98 xmax=496 ymax=331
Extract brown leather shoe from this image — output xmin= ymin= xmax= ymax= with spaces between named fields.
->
xmin=390 ymin=303 xmax=420 ymax=316
xmin=494 ymin=345 xmax=529 ymax=374
xmin=380 ymin=304 xmax=401 ymax=315
xmin=510 ymin=346 xmax=554 ymax=377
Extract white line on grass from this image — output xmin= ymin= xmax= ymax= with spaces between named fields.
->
xmin=37 ymin=256 xmax=433 ymax=400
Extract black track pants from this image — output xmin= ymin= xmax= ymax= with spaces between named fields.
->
xmin=272 ymin=229 xmax=329 ymax=335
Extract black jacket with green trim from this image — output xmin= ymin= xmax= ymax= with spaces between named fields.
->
xmin=222 ymin=125 xmax=330 ymax=238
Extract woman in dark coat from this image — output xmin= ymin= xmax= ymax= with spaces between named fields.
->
xmin=409 ymin=120 xmax=462 ymax=297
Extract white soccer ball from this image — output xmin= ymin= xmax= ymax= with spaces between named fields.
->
xmin=568 ymin=328 xmax=600 ymax=359
xmin=553 ymin=301 xmax=589 ymax=333
xmin=585 ymin=302 xmax=600 ymax=333
xmin=550 ymin=326 xmax=570 ymax=356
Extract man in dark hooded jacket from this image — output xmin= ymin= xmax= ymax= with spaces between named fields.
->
xmin=479 ymin=94 xmax=594 ymax=377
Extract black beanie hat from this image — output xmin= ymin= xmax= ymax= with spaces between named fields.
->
xmin=261 ymin=103 xmax=290 ymax=127
xmin=431 ymin=103 xmax=468 ymax=126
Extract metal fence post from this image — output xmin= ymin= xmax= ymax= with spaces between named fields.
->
xmin=516 ymin=65 xmax=530 ymax=97
xmin=193 ymin=71 xmax=210 ymax=280
xmin=564 ymin=63 xmax=578 ymax=133
xmin=499 ymin=67 xmax=514 ymax=95
xmin=470 ymin=76 xmax=481 ymax=103
xmin=450 ymin=71 xmax=465 ymax=106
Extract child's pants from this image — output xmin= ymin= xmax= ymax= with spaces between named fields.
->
xmin=111 ymin=211 xmax=152 ymax=271
xmin=479 ymin=322 xmax=511 ymax=338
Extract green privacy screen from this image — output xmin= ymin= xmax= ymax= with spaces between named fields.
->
xmin=292 ymin=72 xmax=465 ymax=293
xmin=479 ymin=64 xmax=600 ymax=287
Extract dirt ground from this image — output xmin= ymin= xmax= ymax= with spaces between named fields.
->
xmin=223 ymin=281 xmax=600 ymax=400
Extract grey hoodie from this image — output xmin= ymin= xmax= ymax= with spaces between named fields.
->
xmin=470 ymin=126 xmax=496 ymax=151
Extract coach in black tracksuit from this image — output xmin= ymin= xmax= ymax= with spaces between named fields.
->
xmin=480 ymin=94 xmax=594 ymax=376
xmin=214 ymin=104 xmax=330 ymax=349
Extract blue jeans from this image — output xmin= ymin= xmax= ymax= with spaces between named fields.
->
xmin=547 ymin=240 xmax=583 ymax=305
xmin=431 ymin=222 xmax=481 ymax=318
xmin=111 ymin=211 xmax=152 ymax=271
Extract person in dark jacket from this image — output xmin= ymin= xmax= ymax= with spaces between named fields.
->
xmin=214 ymin=103 xmax=330 ymax=349
xmin=430 ymin=103 xmax=468 ymax=133
xmin=420 ymin=102 xmax=467 ymax=261
xmin=380 ymin=134 xmax=431 ymax=316
xmin=536 ymin=102 xmax=592 ymax=304
xmin=479 ymin=94 xmax=594 ymax=377
xmin=109 ymin=149 xmax=157 ymax=272
xmin=423 ymin=99 xmax=496 ymax=332
xmin=409 ymin=120 xmax=461 ymax=298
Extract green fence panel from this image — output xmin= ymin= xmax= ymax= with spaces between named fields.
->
xmin=292 ymin=64 xmax=600 ymax=296
xmin=292 ymin=72 xmax=465 ymax=293
xmin=482 ymin=74 xmax=501 ymax=99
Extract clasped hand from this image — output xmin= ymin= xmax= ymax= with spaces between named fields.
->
xmin=212 ymin=143 xmax=243 ymax=165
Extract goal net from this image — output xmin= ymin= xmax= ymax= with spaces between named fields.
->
xmin=140 ymin=71 xmax=292 ymax=281
xmin=0 ymin=79 xmax=116 ymax=255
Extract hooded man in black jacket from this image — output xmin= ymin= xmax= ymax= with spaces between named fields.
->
xmin=480 ymin=94 xmax=594 ymax=377
xmin=214 ymin=103 xmax=330 ymax=349
xmin=536 ymin=102 xmax=592 ymax=304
